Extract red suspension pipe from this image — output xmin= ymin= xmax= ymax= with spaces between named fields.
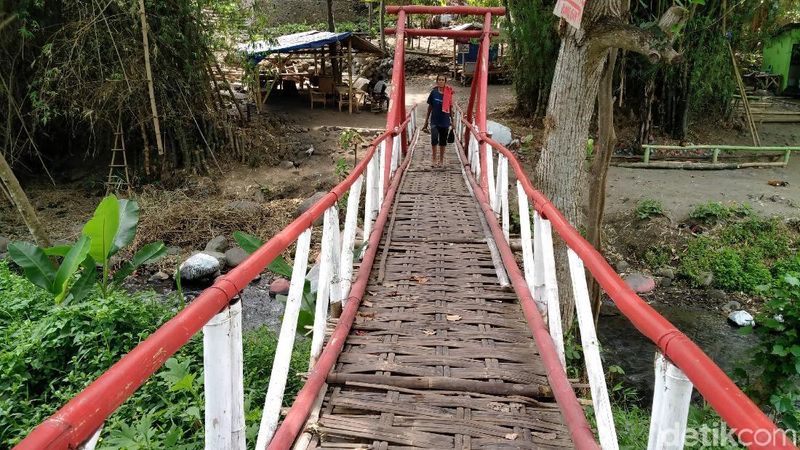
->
xmin=386 ymin=5 xmax=505 ymax=15
xmin=269 ymin=130 xmax=419 ymax=450
xmin=454 ymin=133 xmax=600 ymax=450
xmin=476 ymin=12 xmax=492 ymax=195
xmin=384 ymin=9 xmax=406 ymax=193
xmin=15 ymin=128 xmax=394 ymax=450
xmin=385 ymin=28 xmax=499 ymax=38
xmin=463 ymin=42 xmax=483 ymax=149
xmin=478 ymin=133 xmax=797 ymax=450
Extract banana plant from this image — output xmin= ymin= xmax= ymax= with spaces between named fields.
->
xmin=8 ymin=194 xmax=167 ymax=303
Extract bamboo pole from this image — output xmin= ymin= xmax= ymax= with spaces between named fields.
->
xmin=138 ymin=0 xmax=165 ymax=156
xmin=727 ymin=42 xmax=761 ymax=146
xmin=348 ymin=38 xmax=353 ymax=114
xmin=0 ymin=152 xmax=51 ymax=247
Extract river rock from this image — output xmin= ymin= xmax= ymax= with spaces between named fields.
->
xmin=0 ymin=236 xmax=8 ymax=253
xmin=225 ymin=247 xmax=249 ymax=267
xmin=655 ymin=267 xmax=675 ymax=279
xmin=486 ymin=120 xmax=513 ymax=146
xmin=295 ymin=191 xmax=328 ymax=222
xmin=615 ymin=260 xmax=630 ymax=273
xmin=228 ymin=200 xmax=262 ymax=213
xmin=623 ymin=272 xmax=656 ymax=293
xmin=149 ymin=271 xmax=170 ymax=282
xmin=722 ymin=300 xmax=741 ymax=313
xmin=727 ymin=310 xmax=755 ymax=327
xmin=709 ymin=289 xmax=727 ymax=301
xmin=179 ymin=253 xmax=221 ymax=281
xmin=699 ymin=271 xmax=714 ymax=287
xmin=269 ymin=277 xmax=290 ymax=296
xmin=658 ymin=276 xmax=672 ymax=287
xmin=281 ymin=160 xmax=295 ymax=170
xmin=205 ymin=236 xmax=229 ymax=253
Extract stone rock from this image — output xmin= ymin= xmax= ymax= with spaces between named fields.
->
xmin=179 ymin=253 xmax=220 ymax=281
xmin=0 ymin=236 xmax=8 ymax=253
xmin=623 ymin=272 xmax=656 ymax=293
xmin=228 ymin=200 xmax=261 ymax=213
xmin=727 ymin=310 xmax=755 ymax=327
xmin=722 ymin=300 xmax=741 ymax=313
xmin=0 ymin=252 xmax=7 ymax=261
xmin=655 ymin=267 xmax=675 ymax=279
xmin=205 ymin=236 xmax=229 ymax=253
xmin=269 ymin=278 xmax=290 ymax=296
xmin=225 ymin=247 xmax=249 ymax=267
xmin=281 ymin=160 xmax=295 ymax=170
xmin=699 ymin=271 xmax=714 ymax=287
xmin=658 ymin=276 xmax=672 ymax=287
xmin=149 ymin=271 xmax=170 ymax=282
xmin=615 ymin=260 xmax=630 ymax=273
xmin=709 ymin=289 xmax=727 ymax=301
xmin=486 ymin=120 xmax=513 ymax=146
xmin=166 ymin=246 xmax=181 ymax=256
xmin=203 ymin=251 xmax=226 ymax=266
xmin=295 ymin=191 xmax=328 ymax=220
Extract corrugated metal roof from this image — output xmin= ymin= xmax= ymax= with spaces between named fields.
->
xmin=238 ymin=30 xmax=383 ymax=63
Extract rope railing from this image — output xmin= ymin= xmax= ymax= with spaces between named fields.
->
xmin=454 ymin=100 xmax=797 ymax=450
xmin=16 ymin=103 xmax=419 ymax=450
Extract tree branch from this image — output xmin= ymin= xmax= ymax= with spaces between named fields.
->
xmin=588 ymin=6 xmax=688 ymax=65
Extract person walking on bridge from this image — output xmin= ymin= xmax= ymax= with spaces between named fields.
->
xmin=422 ymin=74 xmax=454 ymax=168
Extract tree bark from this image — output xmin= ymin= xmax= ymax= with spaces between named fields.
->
xmin=587 ymin=49 xmax=618 ymax=324
xmin=535 ymin=4 xmax=688 ymax=330
xmin=0 ymin=153 xmax=51 ymax=247
xmin=379 ymin=1 xmax=386 ymax=52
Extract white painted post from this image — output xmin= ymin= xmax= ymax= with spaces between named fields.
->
xmin=327 ymin=205 xmax=341 ymax=309
xmin=493 ymin=154 xmax=503 ymax=215
xmin=79 ymin=427 xmax=102 ymax=450
xmin=648 ymin=353 xmax=694 ymax=450
xmin=531 ymin=211 xmax=548 ymax=316
xmin=517 ymin=182 xmax=535 ymax=294
xmin=363 ymin=154 xmax=376 ymax=246
xmin=203 ymin=306 xmax=233 ymax=449
xmin=378 ymin=140 xmax=386 ymax=208
xmin=470 ymin=132 xmax=480 ymax=177
xmin=568 ymin=250 xmax=619 ymax=450
xmin=229 ymin=299 xmax=245 ymax=450
xmin=391 ymin=134 xmax=400 ymax=176
xmin=339 ymin=176 xmax=364 ymax=305
xmin=485 ymin=141 xmax=496 ymax=207
xmin=500 ymin=157 xmax=509 ymax=242
xmin=310 ymin=206 xmax=339 ymax=365
xmin=534 ymin=213 xmax=566 ymax=368
xmin=255 ymin=228 xmax=312 ymax=449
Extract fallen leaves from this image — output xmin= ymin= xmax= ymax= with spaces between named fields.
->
xmin=768 ymin=180 xmax=789 ymax=187
xmin=446 ymin=314 xmax=462 ymax=321
xmin=422 ymin=329 xmax=436 ymax=336
xmin=504 ymin=433 xmax=519 ymax=440
xmin=411 ymin=275 xmax=429 ymax=284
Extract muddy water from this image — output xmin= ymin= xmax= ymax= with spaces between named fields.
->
xmin=597 ymin=301 xmax=759 ymax=402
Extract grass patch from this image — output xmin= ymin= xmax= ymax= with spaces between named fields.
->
xmin=678 ymin=205 xmax=797 ymax=292
xmin=635 ymin=199 xmax=664 ymax=220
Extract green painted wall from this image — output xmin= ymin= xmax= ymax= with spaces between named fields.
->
xmin=763 ymin=27 xmax=800 ymax=92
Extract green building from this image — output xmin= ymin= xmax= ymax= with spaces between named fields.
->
xmin=763 ymin=24 xmax=800 ymax=95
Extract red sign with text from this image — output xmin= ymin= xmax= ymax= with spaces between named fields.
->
xmin=554 ymin=0 xmax=585 ymax=30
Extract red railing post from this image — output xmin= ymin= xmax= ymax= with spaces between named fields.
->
xmin=463 ymin=40 xmax=483 ymax=149
xmin=384 ymin=9 xmax=405 ymax=193
xmin=476 ymin=12 xmax=492 ymax=195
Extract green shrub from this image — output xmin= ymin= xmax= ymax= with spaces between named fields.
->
xmin=739 ymin=273 xmax=800 ymax=430
xmin=689 ymin=202 xmax=752 ymax=225
xmin=0 ymin=260 xmax=307 ymax=447
xmin=635 ymin=199 xmax=664 ymax=220
xmin=644 ymin=244 xmax=672 ymax=269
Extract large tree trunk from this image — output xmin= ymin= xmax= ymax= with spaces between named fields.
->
xmin=0 ymin=153 xmax=51 ymax=247
xmin=587 ymin=49 xmax=618 ymax=323
xmin=535 ymin=33 xmax=607 ymax=329
xmin=535 ymin=4 xmax=688 ymax=330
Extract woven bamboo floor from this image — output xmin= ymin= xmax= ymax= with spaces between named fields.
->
xmin=304 ymin=141 xmax=575 ymax=449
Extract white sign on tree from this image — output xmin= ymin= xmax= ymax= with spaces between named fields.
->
xmin=553 ymin=0 xmax=585 ymax=30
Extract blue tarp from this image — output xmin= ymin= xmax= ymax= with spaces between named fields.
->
xmin=238 ymin=31 xmax=354 ymax=64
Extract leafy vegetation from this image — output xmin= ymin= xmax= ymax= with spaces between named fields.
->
xmin=7 ymin=195 xmax=166 ymax=304
xmin=739 ymin=270 xmax=800 ymax=430
xmin=635 ymin=199 xmax=665 ymax=220
xmin=679 ymin=208 xmax=795 ymax=292
xmin=0 ymin=259 xmax=309 ymax=447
